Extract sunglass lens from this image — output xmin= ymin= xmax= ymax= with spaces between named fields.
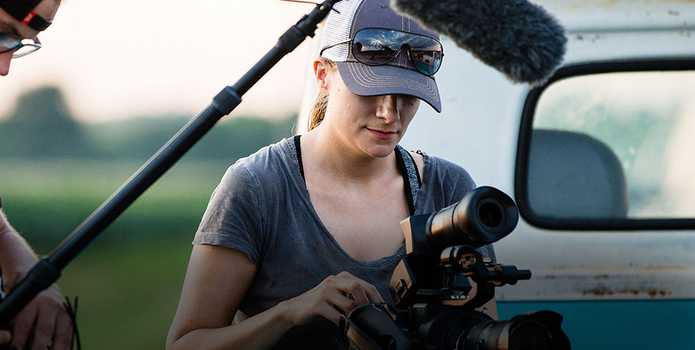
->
xmin=410 ymin=49 xmax=443 ymax=76
xmin=402 ymin=35 xmax=442 ymax=76
xmin=352 ymin=29 xmax=401 ymax=65
xmin=352 ymin=29 xmax=443 ymax=76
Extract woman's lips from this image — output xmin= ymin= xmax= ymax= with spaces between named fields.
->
xmin=366 ymin=127 xmax=398 ymax=140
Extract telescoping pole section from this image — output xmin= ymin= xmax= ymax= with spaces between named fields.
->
xmin=0 ymin=0 xmax=343 ymax=322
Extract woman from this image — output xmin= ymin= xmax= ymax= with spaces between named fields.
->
xmin=167 ymin=0 xmax=495 ymax=348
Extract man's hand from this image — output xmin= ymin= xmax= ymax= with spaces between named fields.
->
xmin=0 ymin=213 xmax=74 ymax=349
xmin=8 ymin=286 xmax=73 ymax=350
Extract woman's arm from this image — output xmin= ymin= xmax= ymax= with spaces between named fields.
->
xmin=167 ymin=244 xmax=291 ymax=350
xmin=167 ymin=244 xmax=383 ymax=350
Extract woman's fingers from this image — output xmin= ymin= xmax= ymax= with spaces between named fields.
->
xmin=334 ymin=272 xmax=384 ymax=304
xmin=286 ymin=271 xmax=386 ymax=326
xmin=315 ymin=302 xmax=345 ymax=326
xmin=360 ymin=282 xmax=384 ymax=304
xmin=323 ymin=288 xmax=356 ymax=315
xmin=348 ymin=287 xmax=371 ymax=307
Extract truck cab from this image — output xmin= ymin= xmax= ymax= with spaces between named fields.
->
xmin=299 ymin=1 xmax=695 ymax=348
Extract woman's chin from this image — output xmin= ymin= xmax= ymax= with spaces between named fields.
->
xmin=362 ymin=143 xmax=397 ymax=158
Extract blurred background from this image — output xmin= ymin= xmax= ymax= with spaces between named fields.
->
xmin=0 ymin=0 xmax=317 ymax=348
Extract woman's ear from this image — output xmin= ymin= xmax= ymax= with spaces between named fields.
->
xmin=313 ymin=59 xmax=331 ymax=91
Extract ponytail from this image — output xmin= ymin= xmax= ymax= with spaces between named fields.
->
xmin=308 ymin=92 xmax=329 ymax=131
xmin=307 ymin=59 xmax=336 ymax=131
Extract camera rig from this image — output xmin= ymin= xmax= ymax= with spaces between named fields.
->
xmin=345 ymin=187 xmax=571 ymax=350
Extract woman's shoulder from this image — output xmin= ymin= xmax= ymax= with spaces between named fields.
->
xmin=224 ymin=138 xmax=295 ymax=181
xmin=412 ymin=149 xmax=476 ymax=189
xmin=213 ymin=138 xmax=298 ymax=200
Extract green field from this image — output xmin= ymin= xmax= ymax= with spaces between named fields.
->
xmin=1 ymin=159 xmax=233 ymax=349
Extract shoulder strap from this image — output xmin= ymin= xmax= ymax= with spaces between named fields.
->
xmin=396 ymin=146 xmax=421 ymax=215
xmin=293 ymin=135 xmax=305 ymax=179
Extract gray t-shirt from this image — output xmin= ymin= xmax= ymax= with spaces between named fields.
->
xmin=193 ymin=137 xmax=494 ymax=317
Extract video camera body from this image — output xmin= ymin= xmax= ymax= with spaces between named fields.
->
xmin=345 ymin=186 xmax=571 ymax=350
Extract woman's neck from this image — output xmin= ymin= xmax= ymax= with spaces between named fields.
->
xmin=301 ymin=127 xmax=398 ymax=185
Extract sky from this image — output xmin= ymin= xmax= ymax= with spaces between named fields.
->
xmin=0 ymin=1 xmax=319 ymax=122
xmin=2 ymin=0 xmax=694 ymax=123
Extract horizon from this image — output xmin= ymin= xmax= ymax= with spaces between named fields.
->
xmin=0 ymin=1 xmax=318 ymax=122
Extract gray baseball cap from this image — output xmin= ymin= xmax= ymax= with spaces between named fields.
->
xmin=319 ymin=0 xmax=442 ymax=112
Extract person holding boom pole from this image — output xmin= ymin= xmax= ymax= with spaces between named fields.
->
xmin=0 ymin=0 xmax=74 ymax=349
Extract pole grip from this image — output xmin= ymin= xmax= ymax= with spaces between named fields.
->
xmin=0 ymin=259 xmax=60 ymax=321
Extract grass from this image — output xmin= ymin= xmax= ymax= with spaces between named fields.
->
xmin=59 ymin=236 xmax=192 ymax=349
xmin=0 ymin=159 xmax=233 ymax=349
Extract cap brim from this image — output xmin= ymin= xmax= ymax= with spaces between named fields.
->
xmin=336 ymin=62 xmax=442 ymax=113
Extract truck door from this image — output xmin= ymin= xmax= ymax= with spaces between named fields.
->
xmin=398 ymin=3 xmax=695 ymax=349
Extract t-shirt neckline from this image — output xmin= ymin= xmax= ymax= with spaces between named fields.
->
xmin=283 ymin=137 xmax=429 ymax=269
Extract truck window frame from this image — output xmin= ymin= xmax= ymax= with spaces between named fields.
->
xmin=515 ymin=57 xmax=695 ymax=231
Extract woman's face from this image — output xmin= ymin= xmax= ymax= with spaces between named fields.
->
xmin=317 ymin=60 xmax=421 ymax=158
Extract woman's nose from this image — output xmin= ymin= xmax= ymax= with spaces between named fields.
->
xmin=377 ymin=95 xmax=399 ymax=124
xmin=0 ymin=53 xmax=12 ymax=76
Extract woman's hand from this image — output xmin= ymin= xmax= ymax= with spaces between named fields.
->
xmin=280 ymin=271 xmax=384 ymax=327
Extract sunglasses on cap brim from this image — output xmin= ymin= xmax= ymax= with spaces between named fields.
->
xmin=321 ymin=28 xmax=444 ymax=77
xmin=0 ymin=0 xmax=52 ymax=31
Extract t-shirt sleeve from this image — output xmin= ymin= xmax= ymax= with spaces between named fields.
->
xmin=193 ymin=161 xmax=265 ymax=264
xmin=438 ymin=157 xmax=498 ymax=262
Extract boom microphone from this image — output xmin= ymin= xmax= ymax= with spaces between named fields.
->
xmin=391 ymin=0 xmax=567 ymax=85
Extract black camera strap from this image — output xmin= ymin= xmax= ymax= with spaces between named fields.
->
xmin=395 ymin=146 xmax=420 ymax=216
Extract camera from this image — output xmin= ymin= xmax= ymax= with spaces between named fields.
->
xmin=344 ymin=186 xmax=571 ymax=350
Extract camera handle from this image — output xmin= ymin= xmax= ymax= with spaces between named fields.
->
xmin=440 ymin=245 xmax=532 ymax=309
xmin=0 ymin=0 xmax=343 ymax=322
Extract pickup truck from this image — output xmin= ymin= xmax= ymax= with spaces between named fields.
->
xmin=298 ymin=1 xmax=695 ymax=348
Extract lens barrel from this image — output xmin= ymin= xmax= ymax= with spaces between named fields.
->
xmin=456 ymin=311 xmax=571 ymax=350
xmin=427 ymin=186 xmax=519 ymax=250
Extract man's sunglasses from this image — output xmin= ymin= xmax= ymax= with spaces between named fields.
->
xmin=0 ymin=33 xmax=41 ymax=58
xmin=321 ymin=28 xmax=444 ymax=76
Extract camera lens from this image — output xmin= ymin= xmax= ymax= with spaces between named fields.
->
xmin=508 ymin=320 xmax=554 ymax=350
xmin=478 ymin=200 xmax=503 ymax=228
xmin=461 ymin=319 xmax=553 ymax=350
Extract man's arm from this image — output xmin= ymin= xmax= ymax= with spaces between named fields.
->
xmin=0 ymin=210 xmax=39 ymax=288
xmin=0 ymin=208 xmax=74 ymax=350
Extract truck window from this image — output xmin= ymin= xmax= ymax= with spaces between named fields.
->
xmin=520 ymin=69 xmax=695 ymax=225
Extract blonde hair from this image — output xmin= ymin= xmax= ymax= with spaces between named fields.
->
xmin=308 ymin=59 xmax=336 ymax=131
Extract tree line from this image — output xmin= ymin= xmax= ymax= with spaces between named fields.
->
xmin=0 ymin=85 xmax=297 ymax=161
